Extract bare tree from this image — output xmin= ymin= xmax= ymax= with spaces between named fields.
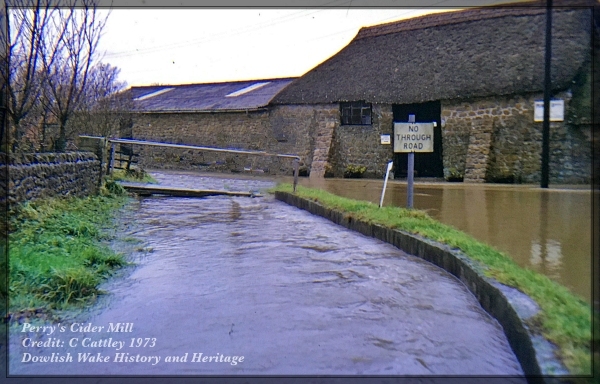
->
xmin=2 ymin=0 xmax=62 ymax=151
xmin=0 ymin=4 xmax=8 ymax=152
xmin=66 ymin=62 xmax=132 ymax=141
xmin=3 ymin=0 xmax=108 ymax=152
xmin=41 ymin=0 xmax=106 ymax=152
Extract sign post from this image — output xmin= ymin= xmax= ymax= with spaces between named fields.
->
xmin=406 ymin=116 xmax=415 ymax=208
xmin=293 ymin=158 xmax=299 ymax=192
xmin=407 ymin=151 xmax=414 ymax=208
xmin=393 ymin=114 xmax=435 ymax=209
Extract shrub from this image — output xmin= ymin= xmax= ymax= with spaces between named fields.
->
xmin=344 ymin=164 xmax=367 ymax=178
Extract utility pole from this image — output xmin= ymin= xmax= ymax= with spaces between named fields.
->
xmin=541 ymin=0 xmax=553 ymax=188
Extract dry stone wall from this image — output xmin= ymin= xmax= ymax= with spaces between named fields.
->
xmin=1 ymin=152 xmax=101 ymax=207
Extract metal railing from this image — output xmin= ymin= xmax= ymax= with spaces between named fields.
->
xmin=79 ymin=136 xmax=301 ymax=192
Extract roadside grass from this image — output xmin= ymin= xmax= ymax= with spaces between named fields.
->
xmin=272 ymin=183 xmax=593 ymax=375
xmin=8 ymin=187 xmax=130 ymax=320
xmin=110 ymin=168 xmax=157 ymax=184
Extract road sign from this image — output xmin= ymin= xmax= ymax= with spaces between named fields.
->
xmin=393 ymin=122 xmax=434 ymax=153
xmin=534 ymin=99 xmax=564 ymax=122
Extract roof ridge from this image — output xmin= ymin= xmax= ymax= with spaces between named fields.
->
xmin=130 ymin=77 xmax=298 ymax=90
xmin=355 ymin=0 xmax=595 ymax=40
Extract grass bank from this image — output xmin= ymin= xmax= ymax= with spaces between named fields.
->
xmin=110 ymin=168 xmax=157 ymax=184
xmin=8 ymin=182 xmax=130 ymax=321
xmin=272 ymin=183 xmax=593 ymax=375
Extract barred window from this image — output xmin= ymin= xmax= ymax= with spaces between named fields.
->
xmin=340 ymin=101 xmax=372 ymax=125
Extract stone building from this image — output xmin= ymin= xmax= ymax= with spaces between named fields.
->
xmin=129 ymin=78 xmax=313 ymax=175
xmin=271 ymin=0 xmax=594 ymax=183
xmin=129 ymin=1 xmax=595 ymax=183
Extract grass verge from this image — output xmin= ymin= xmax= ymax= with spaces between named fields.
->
xmin=8 ymin=187 xmax=130 ymax=321
xmin=272 ymin=183 xmax=593 ymax=375
xmin=110 ymin=168 xmax=157 ymax=184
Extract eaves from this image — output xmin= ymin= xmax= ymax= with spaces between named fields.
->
xmin=132 ymin=107 xmax=269 ymax=114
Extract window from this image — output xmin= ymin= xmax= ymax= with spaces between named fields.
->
xmin=340 ymin=101 xmax=372 ymax=125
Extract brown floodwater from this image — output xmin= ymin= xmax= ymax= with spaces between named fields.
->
xmin=298 ymin=177 xmax=592 ymax=304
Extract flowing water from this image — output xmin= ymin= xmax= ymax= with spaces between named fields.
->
xmin=300 ymin=177 xmax=592 ymax=304
xmin=9 ymin=171 xmax=524 ymax=377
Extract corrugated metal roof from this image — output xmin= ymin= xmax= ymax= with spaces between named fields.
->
xmin=130 ymin=78 xmax=296 ymax=112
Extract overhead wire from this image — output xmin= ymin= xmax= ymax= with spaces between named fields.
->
xmin=305 ymin=0 xmax=458 ymax=43
xmin=102 ymin=0 xmax=465 ymax=84
xmin=102 ymin=0 xmax=354 ymax=59
xmin=101 ymin=0 xmax=461 ymax=59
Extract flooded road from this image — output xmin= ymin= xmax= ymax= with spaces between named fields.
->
xmin=300 ymin=177 xmax=592 ymax=304
xmin=10 ymin=171 xmax=523 ymax=377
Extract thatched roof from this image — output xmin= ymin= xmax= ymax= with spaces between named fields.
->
xmin=272 ymin=1 xmax=593 ymax=105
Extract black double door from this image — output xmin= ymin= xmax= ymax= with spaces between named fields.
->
xmin=392 ymin=101 xmax=443 ymax=178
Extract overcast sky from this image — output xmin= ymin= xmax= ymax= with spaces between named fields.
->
xmin=95 ymin=1 xmax=520 ymax=88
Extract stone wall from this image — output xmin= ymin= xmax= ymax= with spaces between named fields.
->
xmin=1 ymin=152 xmax=101 ymax=207
xmin=329 ymin=104 xmax=394 ymax=178
xmin=131 ymin=105 xmax=335 ymax=176
xmin=322 ymin=92 xmax=591 ymax=183
xmin=130 ymin=92 xmax=591 ymax=184
xmin=441 ymin=92 xmax=592 ymax=184
xmin=130 ymin=103 xmax=395 ymax=179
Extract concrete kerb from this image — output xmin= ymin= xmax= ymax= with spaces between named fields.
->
xmin=274 ymin=191 xmax=569 ymax=379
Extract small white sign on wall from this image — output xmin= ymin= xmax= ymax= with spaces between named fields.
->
xmin=380 ymin=134 xmax=391 ymax=145
xmin=534 ymin=100 xmax=564 ymax=122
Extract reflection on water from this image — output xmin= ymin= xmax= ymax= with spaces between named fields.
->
xmin=299 ymin=178 xmax=592 ymax=303
xmin=531 ymin=240 xmax=563 ymax=280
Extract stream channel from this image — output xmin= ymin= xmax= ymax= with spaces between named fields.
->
xmin=9 ymin=171 xmax=526 ymax=377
